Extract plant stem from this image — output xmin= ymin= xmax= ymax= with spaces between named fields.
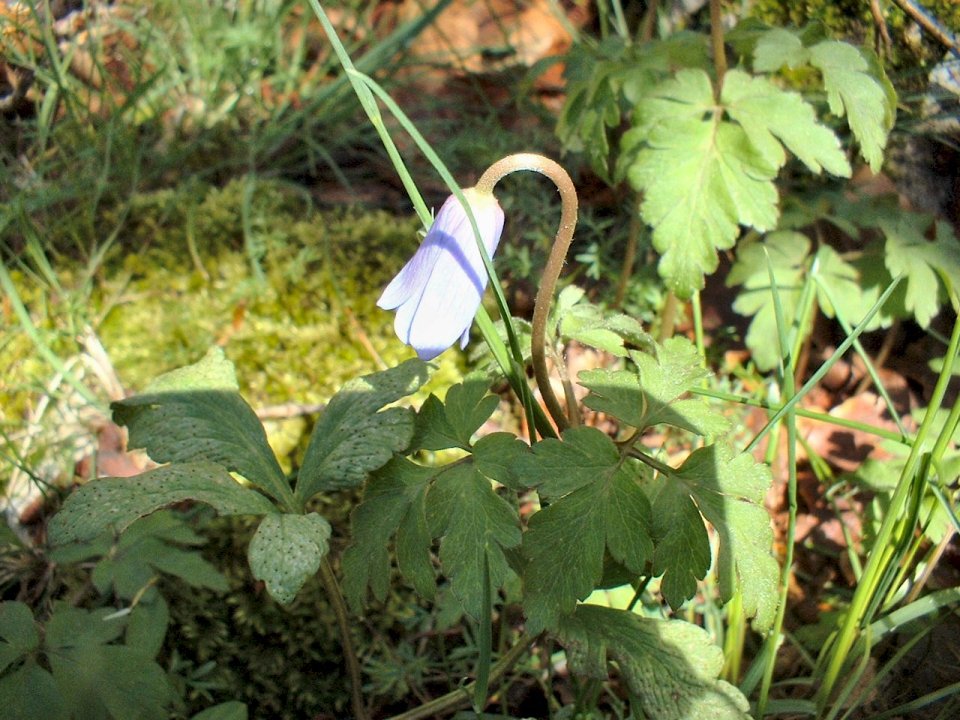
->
xmin=638 ymin=0 xmax=659 ymax=43
xmin=319 ymin=557 xmax=369 ymax=720
xmin=692 ymin=387 xmax=909 ymax=445
xmin=709 ymin=0 xmax=728 ymax=96
xmin=386 ymin=633 xmax=538 ymax=720
xmin=476 ymin=154 xmax=579 ymax=432
xmin=658 ymin=291 xmax=679 ymax=341
xmin=613 ymin=201 xmax=641 ymax=308
xmin=756 ymin=252 xmax=800 ymax=717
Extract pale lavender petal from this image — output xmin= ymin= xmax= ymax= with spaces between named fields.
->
xmin=378 ymin=189 xmax=504 ymax=360
xmin=377 ymin=233 xmax=443 ymax=310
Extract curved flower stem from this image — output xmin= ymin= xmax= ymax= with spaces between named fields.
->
xmin=476 ymin=154 xmax=579 ymax=432
xmin=319 ymin=557 xmax=369 ymax=720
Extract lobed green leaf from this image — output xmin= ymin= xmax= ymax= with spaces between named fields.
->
xmin=520 ymin=428 xmax=653 ymax=632
xmin=580 ymin=337 xmax=728 ymax=436
xmin=675 ymin=444 xmax=779 ymax=630
xmin=555 ymin=606 xmax=751 ymax=719
xmin=296 ymin=358 xmax=428 ymax=501
xmin=0 ymin=602 xmax=38 ymax=674
xmin=341 ymin=458 xmax=435 ymax=609
xmin=881 ymin=216 xmax=960 ymax=328
xmin=47 ymin=462 xmax=276 ymax=547
xmin=413 ymin=378 xmax=499 ymax=451
xmin=426 ymin=464 xmax=521 ymax=619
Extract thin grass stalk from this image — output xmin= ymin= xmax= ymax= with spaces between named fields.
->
xmin=813 ymin=275 xmax=908 ymax=435
xmin=822 ymin=627 xmax=874 ymax=720
xmin=868 ymin=681 xmax=960 ymax=720
xmin=838 ymin=625 xmax=934 ymax=720
xmin=815 ymin=302 xmax=960 ymax=708
xmin=693 ymin=387 xmax=909 ymax=445
xmin=755 ymin=249 xmax=800 ymax=718
xmin=386 ymin=633 xmax=538 ymax=720
xmin=0 ymin=264 xmax=104 ymax=412
xmin=745 ymin=276 xmax=902 ymax=455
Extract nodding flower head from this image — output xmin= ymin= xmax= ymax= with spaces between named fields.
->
xmin=377 ymin=188 xmax=504 ymax=360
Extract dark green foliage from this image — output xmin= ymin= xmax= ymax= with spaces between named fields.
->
xmin=160 ymin=515 xmax=349 ymax=719
xmin=0 ymin=601 xmax=177 ymax=720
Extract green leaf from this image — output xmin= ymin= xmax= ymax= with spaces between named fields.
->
xmin=730 ymin=231 xmax=892 ymax=371
xmin=49 ymin=644 xmax=173 ymax=720
xmin=751 ymin=27 xmax=807 ymax=71
xmin=113 ymin=389 xmax=291 ymax=508
xmin=580 ymin=337 xmax=729 ymax=436
xmin=91 ymin=511 xmax=229 ymax=599
xmin=809 ymin=41 xmax=895 ymax=172
xmin=191 ymin=702 xmax=249 ymax=720
xmin=555 ymin=606 xmax=750 ymax=719
xmin=518 ymin=425 xmax=620 ymax=499
xmin=426 ymin=464 xmax=521 ymax=619
xmin=520 ymin=428 xmax=653 ymax=632
xmin=625 ymin=67 xmax=848 ymax=296
xmin=45 ymin=603 xmax=127 ymax=647
xmin=0 ymin=602 xmax=38 ymax=673
xmin=142 ymin=346 xmax=239 ymax=393
xmin=127 ymin=597 xmax=170 ymax=659
xmin=248 ymin=513 xmax=331 ymax=605
xmin=625 ymin=78 xmax=773 ymax=296
xmin=0 ymin=663 xmax=68 ymax=720
xmin=721 ymin=69 xmax=850 ymax=176
xmin=341 ymin=458 xmax=434 ymax=609
xmin=414 ymin=378 xmax=500 ymax=451
xmin=752 ymin=29 xmax=895 ymax=172
xmin=555 ymin=285 xmax=651 ymax=357
xmin=472 ymin=432 xmax=529 ymax=490
xmin=649 ymin=478 xmax=712 ymax=609
xmin=812 ymin=243 xmax=888 ymax=329
xmin=47 ymin=462 xmax=276 ymax=546
xmin=296 ymin=359 xmax=428 ymax=501
xmin=44 ymin=603 xmax=175 ymax=720
xmin=674 ymin=444 xmax=779 ymax=629
xmin=881 ymin=216 xmax=960 ymax=328
xmin=728 ymin=231 xmax=810 ymax=371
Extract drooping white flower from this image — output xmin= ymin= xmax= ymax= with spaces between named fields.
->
xmin=378 ymin=188 xmax=504 ymax=360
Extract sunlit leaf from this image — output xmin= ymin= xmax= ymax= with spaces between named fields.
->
xmin=555 ymin=606 xmax=751 ymax=719
xmin=580 ymin=337 xmax=728 ymax=436
xmin=675 ymin=444 xmax=778 ymax=629
xmin=624 ymin=67 xmax=850 ymax=296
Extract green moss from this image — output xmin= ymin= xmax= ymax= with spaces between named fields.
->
xmin=748 ymin=0 xmax=960 ymax=77
xmin=4 ymin=175 xmax=470 ymax=483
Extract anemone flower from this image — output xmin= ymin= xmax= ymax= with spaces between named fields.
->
xmin=377 ymin=188 xmax=504 ymax=360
